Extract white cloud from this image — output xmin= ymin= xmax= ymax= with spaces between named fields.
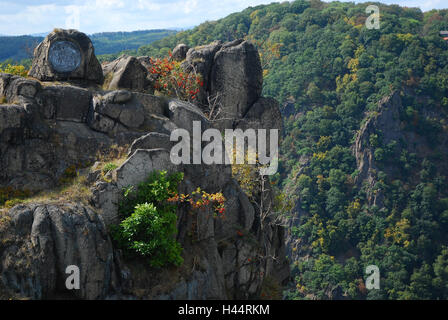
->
xmin=0 ymin=0 xmax=446 ymax=36
xmin=183 ymin=0 xmax=198 ymax=14
xmin=137 ymin=0 xmax=162 ymax=11
xmin=94 ymin=0 xmax=125 ymax=8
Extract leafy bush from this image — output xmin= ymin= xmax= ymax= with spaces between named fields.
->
xmin=114 ymin=202 xmax=183 ymax=268
xmin=102 ymin=162 xmax=118 ymax=174
xmin=148 ymin=55 xmax=203 ymax=102
xmin=0 ymin=63 xmax=28 ymax=77
xmin=112 ymin=170 xmax=184 ymax=268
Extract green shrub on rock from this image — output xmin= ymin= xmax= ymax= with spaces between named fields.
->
xmin=112 ymin=170 xmax=184 ymax=268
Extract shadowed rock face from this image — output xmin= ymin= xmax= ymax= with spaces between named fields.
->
xmin=210 ymin=40 xmax=263 ymax=123
xmin=0 ymin=203 xmax=119 ymax=300
xmin=28 ymin=29 xmax=104 ymax=84
xmin=180 ymin=39 xmax=264 ymax=130
xmin=102 ymin=55 xmax=154 ymax=93
xmin=171 ymin=44 xmax=190 ymax=62
xmin=0 ymin=37 xmax=289 ymax=300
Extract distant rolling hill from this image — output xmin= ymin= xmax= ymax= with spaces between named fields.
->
xmin=0 ymin=29 xmax=178 ymax=62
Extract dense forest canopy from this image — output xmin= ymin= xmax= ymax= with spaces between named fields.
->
xmin=137 ymin=0 xmax=448 ymax=300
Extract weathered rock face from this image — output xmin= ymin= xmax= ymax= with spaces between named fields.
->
xmin=86 ymin=98 xmax=288 ymax=299
xmin=352 ymin=92 xmax=403 ymax=207
xmin=210 ymin=40 xmax=263 ymax=124
xmin=40 ymin=85 xmax=92 ymax=122
xmin=236 ymin=97 xmax=283 ymax=133
xmin=102 ymin=55 xmax=154 ymax=93
xmin=28 ymin=29 xmax=104 ymax=84
xmin=181 ymin=41 xmax=223 ymax=107
xmin=0 ymin=38 xmax=288 ymax=300
xmin=171 ymin=44 xmax=190 ymax=62
xmin=0 ymin=72 xmax=165 ymax=192
xmin=180 ymin=39 xmax=264 ymax=130
xmin=0 ymin=203 xmax=119 ymax=300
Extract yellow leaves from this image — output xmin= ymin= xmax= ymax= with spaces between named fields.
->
xmin=312 ymin=221 xmax=337 ymax=253
xmin=354 ymin=45 xmax=365 ymax=59
xmin=168 ymin=189 xmax=226 ymax=216
xmin=384 ymin=218 xmax=411 ymax=247
xmin=336 ymin=45 xmax=363 ymax=94
xmin=344 ymin=16 xmax=356 ymax=27
xmin=316 ymin=136 xmax=331 ymax=151
xmin=313 ymin=151 xmax=328 ymax=161
xmin=348 ymin=58 xmax=359 ymax=73
xmin=249 ymin=9 xmax=261 ymax=23
xmin=296 ymin=283 xmax=306 ymax=293
xmin=0 ymin=64 xmax=28 ymax=77
xmin=396 ymin=33 xmax=414 ymax=44
xmin=352 ymin=199 xmax=361 ymax=210
xmin=245 ymin=34 xmax=282 ymax=73
xmin=336 ymin=73 xmax=356 ymax=93
xmin=231 ymin=146 xmax=259 ymax=199
xmin=347 ymin=199 xmax=361 ymax=217
xmin=316 ymin=174 xmax=327 ymax=192
xmin=344 ymin=16 xmax=363 ymax=29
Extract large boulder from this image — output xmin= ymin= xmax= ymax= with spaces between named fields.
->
xmin=0 ymin=73 xmax=12 ymax=97
xmin=3 ymin=76 xmax=41 ymax=102
xmin=133 ymin=92 xmax=168 ymax=116
xmin=0 ymin=203 xmax=119 ymax=299
xmin=210 ymin=40 xmax=263 ymax=127
xmin=37 ymin=85 xmax=91 ymax=122
xmin=90 ymin=148 xmax=178 ymax=226
xmin=102 ymin=55 xmax=153 ymax=93
xmin=88 ymin=90 xmax=146 ymax=134
xmin=171 ymin=44 xmax=190 ymax=62
xmin=177 ymin=40 xmax=263 ymax=129
xmin=28 ymin=29 xmax=104 ymax=84
xmin=181 ymin=41 xmax=223 ymax=106
xmin=168 ymin=99 xmax=209 ymax=133
xmin=114 ymin=148 xmax=177 ymax=190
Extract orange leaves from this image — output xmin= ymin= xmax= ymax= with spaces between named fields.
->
xmin=148 ymin=52 xmax=203 ymax=102
xmin=167 ymin=187 xmax=226 ymax=218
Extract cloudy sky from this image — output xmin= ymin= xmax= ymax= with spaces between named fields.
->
xmin=0 ymin=0 xmax=446 ymax=36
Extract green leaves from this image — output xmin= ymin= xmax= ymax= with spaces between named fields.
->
xmin=112 ymin=170 xmax=184 ymax=268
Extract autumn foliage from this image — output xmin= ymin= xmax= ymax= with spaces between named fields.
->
xmin=148 ymin=52 xmax=203 ymax=102
xmin=168 ymin=187 xmax=226 ymax=218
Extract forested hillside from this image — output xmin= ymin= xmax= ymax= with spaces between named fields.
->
xmin=137 ymin=0 xmax=448 ymax=299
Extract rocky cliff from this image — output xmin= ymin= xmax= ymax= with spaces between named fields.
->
xmin=0 ymin=30 xmax=289 ymax=300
